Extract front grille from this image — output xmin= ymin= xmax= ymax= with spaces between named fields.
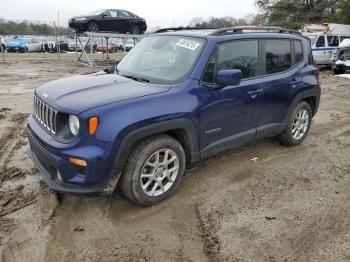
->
xmin=33 ymin=95 xmax=57 ymax=135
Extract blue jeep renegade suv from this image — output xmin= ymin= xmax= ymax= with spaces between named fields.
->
xmin=27 ymin=26 xmax=320 ymax=206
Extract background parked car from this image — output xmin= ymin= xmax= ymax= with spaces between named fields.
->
xmin=68 ymin=9 xmax=147 ymax=34
xmin=5 ymin=38 xmax=41 ymax=53
xmin=67 ymin=37 xmax=98 ymax=52
xmin=95 ymin=38 xmax=123 ymax=53
xmin=330 ymin=39 xmax=350 ymax=74
xmin=124 ymin=38 xmax=136 ymax=51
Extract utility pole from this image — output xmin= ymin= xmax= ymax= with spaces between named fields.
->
xmin=57 ymin=11 xmax=61 ymax=56
xmin=0 ymin=36 xmax=4 ymax=62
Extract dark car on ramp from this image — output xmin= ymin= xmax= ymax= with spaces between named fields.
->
xmin=68 ymin=9 xmax=147 ymax=34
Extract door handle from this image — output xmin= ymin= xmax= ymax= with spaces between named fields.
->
xmin=247 ymin=89 xmax=262 ymax=99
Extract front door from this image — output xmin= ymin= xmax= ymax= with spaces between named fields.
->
xmin=198 ymin=39 xmax=263 ymax=156
xmin=312 ymin=35 xmax=332 ymax=65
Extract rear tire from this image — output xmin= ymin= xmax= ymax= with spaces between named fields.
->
xmin=120 ymin=135 xmax=186 ymax=206
xmin=87 ymin=21 xmax=99 ymax=32
xmin=129 ymin=25 xmax=140 ymax=34
xmin=333 ymin=68 xmax=345 ymax=75
xmin=278 ymin=101 xmax=312 ymax=146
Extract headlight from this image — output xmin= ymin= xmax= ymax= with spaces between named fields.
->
xmin=68 ymin=115 xmax=80 ymax=136
xmin=75 ymin=17 xmax=87 ymax=21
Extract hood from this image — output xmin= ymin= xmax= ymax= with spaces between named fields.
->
xmin=35 ymin=72 xmax=170 ymax=115
xmin=70 ymin=15 xmax=90 ymax=21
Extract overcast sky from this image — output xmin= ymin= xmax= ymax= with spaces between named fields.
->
xmin=1 ymin=0 xmax=257 ymax=29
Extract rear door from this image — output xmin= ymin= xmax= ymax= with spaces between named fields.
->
xmin=256 ymin=38 xmax=304 ymax=138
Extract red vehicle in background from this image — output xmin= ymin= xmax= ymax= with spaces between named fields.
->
xmin=96 ymin=38 xmax=124 ymax=53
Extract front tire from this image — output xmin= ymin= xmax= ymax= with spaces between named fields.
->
xmin=121 ymin=135 xmax=186 ymax=206
xmin=87 ymin=21 xmax=99 ymax=32
xmin=278 ymin=101 xmax=312 ymax=146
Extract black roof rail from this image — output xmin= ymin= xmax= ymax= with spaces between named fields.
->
xmin=154 ymin=27 xmax=214 ymax=33
xmin=209 ymin=26 xmax=302 ymax=36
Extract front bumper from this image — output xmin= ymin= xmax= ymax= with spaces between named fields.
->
xmin=27 ymin=115 xmax=119 ymax=195
xmin=68 ymin=21 xmax=86 ymax=32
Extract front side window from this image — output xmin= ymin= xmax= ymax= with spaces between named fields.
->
xmin=316 ymin=35 xmax=325 ymax=47
xmin=109 ymin=10 xmax=118 ymax=18
xmin=117 ymin=36 xmax=205 ymax=84
xmin=217 ymin=40 xmax=259 ymax=79
xmin=307 ymin=36 xmax=317 ymax=46
xmin=265 ymin=40 xmax=291 ymax=74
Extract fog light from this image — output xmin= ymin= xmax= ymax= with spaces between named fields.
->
xmin=57 ymin=171 xmax=63 ymax=181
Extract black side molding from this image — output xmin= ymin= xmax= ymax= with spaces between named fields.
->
xmin=109 ymin=118 xmax=200 ymax=180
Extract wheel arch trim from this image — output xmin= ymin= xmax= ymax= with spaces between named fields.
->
xmin=284 ymin=87 xmax=321 ymax=125
xmin=110 ymin=118 xmax=200 ymax=180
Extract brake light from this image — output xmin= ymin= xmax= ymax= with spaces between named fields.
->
xmin=89 ymin=117 xmax=99 ymax=135
xmin=316 ymin=70 xmax=320 ymax=79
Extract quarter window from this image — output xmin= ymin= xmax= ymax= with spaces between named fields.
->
xmin=217 ymin=40 xmax=259 ymax=79
xmin=118 ymin=10 xmax=133 ymax=18
xmin=294 ymin=40 xmax=303 ymax=64
xmin=265 ymin=40 xmax=291 ymax=74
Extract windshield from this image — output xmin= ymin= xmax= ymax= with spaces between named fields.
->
xmin=117 ymin=36 xmax=206 ymax=84
xmin=88 ymin=9 xmax=106 ymax=16
xmin=307 ymin=36 xmax=317 ymax=46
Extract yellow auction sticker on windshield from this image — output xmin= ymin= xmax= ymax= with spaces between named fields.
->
xmin=176 ymin=39 xmax=201 ymax=51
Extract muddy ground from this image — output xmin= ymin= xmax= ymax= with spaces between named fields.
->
xmin=0 ymin=53 xmax=349 ymax=262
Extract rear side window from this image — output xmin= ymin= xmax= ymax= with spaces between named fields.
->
xmin=265 ymin=40 xmax=291 ymax=74
xmin=340 ymin=36 xmax=350 ymax=42
xmin=217 ymin=40 xmax=259 ymax=79
xmin=327 ymin=36 xmax=339 ymax=47
xmin=294 ymin=40 xmax=303 ymax=63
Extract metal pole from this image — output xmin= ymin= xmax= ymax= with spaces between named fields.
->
xmin=57 ymin=11 xmax=60 ymax=59
xmin=0 ymin=37 xmax=4 ymax=62
xmin=75 ymin=32 xmax=78 ymax=61
xmin=54 ymin=22 xmax=59 ymax=61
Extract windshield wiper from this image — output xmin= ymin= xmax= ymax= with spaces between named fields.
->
xmin=120 ymin=74 xmax=150 ymax=83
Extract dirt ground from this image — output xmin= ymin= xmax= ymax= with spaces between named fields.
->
xmin=0 ymin=53 xmax=350 ymax=262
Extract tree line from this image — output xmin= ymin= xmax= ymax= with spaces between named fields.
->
xmin=1 ymin=0 xmax=350 ymax=35
xmin=0 ymin=18 xmax=72 ymax=36
xmin=189 ymin=0 xmax=350 ymax=29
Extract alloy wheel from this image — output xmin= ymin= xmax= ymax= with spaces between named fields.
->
xmin=292 ymin=109 xmax=310 ymax=140
xmin=140 ymin=149 xmax=179 ymax=197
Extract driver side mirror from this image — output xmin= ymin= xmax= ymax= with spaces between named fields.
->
xmin=216 ymin=69 xmax=242 ymax=87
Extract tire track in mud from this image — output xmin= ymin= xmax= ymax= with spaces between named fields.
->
xmin=195 ymin=203 xmax=222 ymax=262
xmin=280 ymin=165 xmax=350 ymax=261
xmin=272 ymin=123 xmax=350 ymax=261
xmin=0 ymin=113 xmax=29 ymax=168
